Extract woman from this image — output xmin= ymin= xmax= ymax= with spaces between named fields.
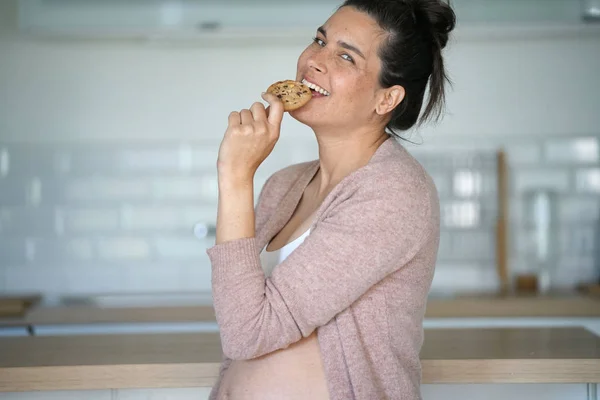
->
xmin=207 ymin=1 xmax=456 ymax=399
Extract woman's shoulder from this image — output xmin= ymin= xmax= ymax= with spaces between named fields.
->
xmin=348 ymin=139 xmax=438 ymax=201
xmin=259 ymin=139 xmax=438 ymax=209
xmin=335 ymin=141 xmax=440 ymax=236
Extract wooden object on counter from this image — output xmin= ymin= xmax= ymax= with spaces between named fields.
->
xmin=578 ymin=283 xmax=600 ymax=297
xmin=514 ymin=274 xmax=539 ymax=294
xmin=496 ymin=149 xmax=509 ymax=294
xmin=1 ymin=327 xmax=599 ymax=392
xmin=0 ymin=295 xmax=41 ymax=319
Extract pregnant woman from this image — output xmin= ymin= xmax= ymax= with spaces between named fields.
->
xmin=207 ymin=1 xmax=456 ymax=399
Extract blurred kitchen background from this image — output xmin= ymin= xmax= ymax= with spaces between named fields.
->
xmin=0 ymin=0 xmax=599 ymax=306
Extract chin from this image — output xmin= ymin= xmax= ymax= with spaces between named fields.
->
xmin=289 ymin=105 xmax=323 ymax=128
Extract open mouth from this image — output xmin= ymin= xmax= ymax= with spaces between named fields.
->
xmin=301 ymin=79 xmax=330 ymax=96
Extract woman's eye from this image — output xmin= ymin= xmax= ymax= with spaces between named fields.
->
xmin=341 ymin=54 xmax=354 ymax=63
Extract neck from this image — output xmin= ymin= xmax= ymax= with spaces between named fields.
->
xmin=311 ymin=128 xmax=390 ymax=195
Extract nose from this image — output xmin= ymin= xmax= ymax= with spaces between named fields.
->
xmin=307 ymin=52 xmax=327 ymax=74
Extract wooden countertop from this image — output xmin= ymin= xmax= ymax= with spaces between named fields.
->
xmin=1 ymin=294 xmax=599 ymax=327
xmin=1 ymin=327 xmax=599 ymax=392
xmin=425 ymin=294 xmax=600 ymax=318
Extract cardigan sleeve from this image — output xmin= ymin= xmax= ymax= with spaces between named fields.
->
xmin=206 ymin=174 xmax=276 ymax=397
xmin=207 ymin=175 xmax=435 ymax=360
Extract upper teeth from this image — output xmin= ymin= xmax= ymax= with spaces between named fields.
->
xmin=302 ymin=79 xmax=330 ymax=96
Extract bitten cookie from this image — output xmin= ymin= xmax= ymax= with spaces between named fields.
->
xmin=266 ymin=80 xmax=312 ymax=111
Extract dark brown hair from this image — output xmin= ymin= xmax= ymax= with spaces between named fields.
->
xmin=340 ymin=0 xmax=456 ymax=136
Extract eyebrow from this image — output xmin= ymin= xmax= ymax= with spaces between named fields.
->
xmin=317 ymin=26 xmax=366 ymax=60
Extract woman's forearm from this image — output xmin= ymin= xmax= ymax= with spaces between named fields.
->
xmin=215 ymin=174 xmax=256 ymax=245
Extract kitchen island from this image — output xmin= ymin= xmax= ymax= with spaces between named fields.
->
xmin=1 ymin=327 xmax=599 ymax=400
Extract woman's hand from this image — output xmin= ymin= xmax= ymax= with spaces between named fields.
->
xmin=217 ymin=92 xmax=284 ymax=183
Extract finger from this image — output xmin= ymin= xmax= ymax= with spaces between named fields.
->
xmin=240 ymin=109 xmax=254 ymax=125
xmin=228 ymin=111 xmax=241 ymax=126
xmin=250 ymin=102 xmax=267 ymax=122
xmin=261 ymin=92 xmax=285 ymax=126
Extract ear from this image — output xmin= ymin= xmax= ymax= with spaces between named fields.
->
xmin=375 ymin=85 xmax=405 ymax=115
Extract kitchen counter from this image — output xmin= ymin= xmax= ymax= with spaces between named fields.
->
xmin=2 ymin=294 xmax=599 ymax=327
xmin=426 ymin=293 xmax=600 ymax=318
xmin=1 ymin=327 xmax=599 ymax=392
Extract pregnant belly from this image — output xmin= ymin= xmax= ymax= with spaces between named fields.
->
xmin=217 ymin=331 xmax=329 ymax=400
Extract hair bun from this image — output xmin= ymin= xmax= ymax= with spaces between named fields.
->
xmin=413 ymin=0 xmax=456 ymax=49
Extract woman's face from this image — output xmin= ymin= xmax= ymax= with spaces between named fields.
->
xmin=291 ymin=6 xmax=389 ymax=131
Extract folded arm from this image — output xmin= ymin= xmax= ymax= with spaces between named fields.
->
xmin=208 ymin=172 xmax=434 ymax=360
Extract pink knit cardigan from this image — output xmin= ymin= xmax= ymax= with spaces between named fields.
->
xmin=207 ymin=136 xmax=440 ymax=400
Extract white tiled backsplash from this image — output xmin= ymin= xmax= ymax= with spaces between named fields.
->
xmin=0 ymin=136 xmax=598 ymax=297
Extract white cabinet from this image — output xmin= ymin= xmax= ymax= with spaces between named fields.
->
xmin=0 ymin=391 xmax=111 ymax=399
xmin=32 ymin=322 xmax=219 ymax=336
xmin=422 ymin=384 xmax=589 ymax=400
xmin=0 ymin=327 xmax=28 ymax=337
xmin=0 ymin=389 xmax=213 ymax=400
xmin=116 ymin=388 xmax=212 ymax=400
xmin=1 ymin=385 xmax=593 ymax=400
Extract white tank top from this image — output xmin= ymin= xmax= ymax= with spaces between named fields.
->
xmin=260 ymin=229 xmax=311 ymax=277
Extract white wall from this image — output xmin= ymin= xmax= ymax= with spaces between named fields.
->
xmin=0 ymin=0 xmax=599 ymax=297
xmin=1 ymin=1 xmax=600 ymax=144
